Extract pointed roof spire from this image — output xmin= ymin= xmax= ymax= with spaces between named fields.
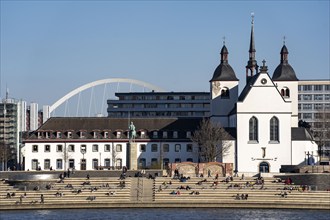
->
xmin=249 ymin=12 xmax=256 ymax=54
xmin=246 ymin=12 xmax=258 ymax=83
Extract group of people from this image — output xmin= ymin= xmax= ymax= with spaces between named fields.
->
xmin=235 ymin=193 xmax=249 ymax=200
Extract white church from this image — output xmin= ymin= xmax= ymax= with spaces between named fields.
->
xmin=22 ymin=17 xmax=318 ymax=174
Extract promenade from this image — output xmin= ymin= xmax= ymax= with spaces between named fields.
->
xmin=1 ymin=173 xmax=329 ymax=210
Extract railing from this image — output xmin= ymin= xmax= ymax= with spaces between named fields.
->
xmin=137 ymin=177 xmax=144 ymax=202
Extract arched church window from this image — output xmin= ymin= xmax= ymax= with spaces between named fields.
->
xmin=281 ymin=87 xmax=290 ymax=98
xmin=249 ymin=116 xmax=258 ymax=142
xmin=270 ymin=116 xmax=279 ymax=142
xmin=220 ymin=88 xmax=230 ymax=98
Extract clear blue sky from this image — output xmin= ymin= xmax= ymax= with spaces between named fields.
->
xmin=1 ymin=0 xmax=329 ymax=107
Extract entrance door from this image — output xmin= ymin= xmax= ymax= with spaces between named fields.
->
xmin=259 ymin=162 xmax=269 ymax=173
xmin=80 ymin=159 xmax=86 ymax=170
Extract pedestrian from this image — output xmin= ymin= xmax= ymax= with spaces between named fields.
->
xmin=40 ymin=194 xmax=44 ymax=203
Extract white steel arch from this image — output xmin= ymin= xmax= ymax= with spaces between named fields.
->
xmin=49 ymin=78 xmax=166 ymax=114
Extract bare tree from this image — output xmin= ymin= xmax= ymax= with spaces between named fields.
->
xmin=0 ymin=141 xmax=11 ymax=171
xmin=191 ymin=118 xmax=231 ymax=162
xmin=311 ymin=108 xmax=330 ymax=160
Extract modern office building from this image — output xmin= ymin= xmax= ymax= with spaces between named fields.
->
xmin=298 ymin=80 xmax=330 ymax=162
xmin=107 ymin=92 xmax=210 ymax=118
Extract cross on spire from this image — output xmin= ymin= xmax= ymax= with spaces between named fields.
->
xmin=283 ymin=36 xmax=286 ymax=45
xmin=222 ymin=36 xmax=226 ymax=46
xmin=251 ymin=12 xmax=254 ymax=24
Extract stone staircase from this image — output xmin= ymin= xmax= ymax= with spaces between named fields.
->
xmin=130 ymin=178 xmax=154 ymax=203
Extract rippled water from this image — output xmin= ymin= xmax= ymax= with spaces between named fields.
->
xmin=1 ymin=208 xmax=329 ymax=220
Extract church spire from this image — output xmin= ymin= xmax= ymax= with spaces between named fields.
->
xmin=246 ymin=13 xmax=258 ymax=83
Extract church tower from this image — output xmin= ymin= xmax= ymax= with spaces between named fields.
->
xmin=246 ymin=13 xmax=258 ymax=83
xmin=272 ymin=40 xmax=299 ymax=127
xmin=210 ymin=41 xmax=239 ymax=127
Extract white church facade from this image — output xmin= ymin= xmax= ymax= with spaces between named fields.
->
xmin=22 ymin=17 xmax=318 ymax=175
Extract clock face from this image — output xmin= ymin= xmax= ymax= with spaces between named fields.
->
xmin=261 ymin=78 xmax=267 ymax=85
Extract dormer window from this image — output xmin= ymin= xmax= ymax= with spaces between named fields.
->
xmin=45 ymin=132 xmax=50 ymax=139
xmin=93 ymin=131 xmax=97 ymax=139
xmin=104 ymin=132 xmax=109 ymax=138
xmin=67 ymin=132 xmax=72 ymax=139
xmin=141 ymin=131 xmax=146 ymax=139
xmin=56 ymin=132 xmax=61 ymax=138
xmin=153 ymin=131 xmax=158 ymax=138
xmin=80 ymin=131 xmax=85 ymax=138
xmin=186 ymin=131 xmax=191 ymax=138
xmin=37 ymin=132 xmax=42 ymax=139
xmin=116 ymin=131 xmax=121 ymax=139
xmin=163 ymin=131 xmax=168 ymax=138
xmin=281 ymin=87 xmax=290 ymax=98
xmin=173 ymin=131 xmax=178 ymax=138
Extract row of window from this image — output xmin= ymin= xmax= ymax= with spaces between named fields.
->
xmin=298 ymin=94 xmax=330 ymax=101
xmin=298 ymin=103 xmax=330 ymax=110
xmin=117 ymin=95 xmax=209 ymax=101
xmin=30 ymin=158 xmax=122 ymax=170
xmin=138 ymin=158 xmax=194 ymax=168
xmin=108 ymin=111 xmax=206 ymax=117
xmin=249 ymin=116 xmax=279 ymax=142
xmin=32 ymin=144 xmax=122 ymax=153
xmin=112 ymin=103 xmax=209 ymax=109
xmin=298 ymin=85 xmax=330 ymax=91
xmin=37 ymin=130 xmax=193 ymax=139
xmin=299 ymin=113 xmax=330 ymax=120
xmin=31 ymin=143 xmax=194 ymax=153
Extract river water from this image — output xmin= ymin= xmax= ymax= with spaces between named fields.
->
xmin=1 ymin=208 xmax=329 ymax=220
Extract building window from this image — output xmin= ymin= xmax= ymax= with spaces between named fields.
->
xmin=116 ymin=144 xmax=122 ymax=152
xmin=44 ymin=159 xmax=50 ymax=170
xmin=173 ymin=131 xmax=178 ymax=138
xmin=141 ymin=131 xmax=146 ymax=139
xmin=69 ymin=159 xmax=75 ymax=168
xmin=68 ymin=145 xmax=75 ymax=152
xmin=104 ymin=158 xmax=111 ymax=167
xmin=314 ymin=85 xmax=323 ymax=91
xmin=32 ymin=145 xmax=38 ymax=152
xmin=116 ymin=131 xmax=121 ymax=139
xmin=187 ymin=158 xmax=193 ymax=162
xmin=140 ymin=144 xmax=146 ymax=152
xmin=56 ymin=132 xmax=61 ymax=138
xmin=314 ymin=94 xmax=323 ymax=101
xmin=151 ymin=144 xmax=158 ymax=152
xmin=139 ymin=158 xmax=146 ymax=169
xmin=56 ymin=145 xmax=63 ymax=152
xmin=163 ymin=144 xmax=169 ymax=152
xmin=44 ymin=145 xmax=51 ymax=152
xmin=270 ymin=117 xmax=279 ymax=142
xmin=281 ymin=87 xmax=290 ymax=97
xmin=80 ymin=131 xmax=85 ymax=138
xmin=163 ymin=131 xmax=168 ymax=138
xmin=325 ymin=85 xmax=330 ymax=91
xmin=163 ymin=158 xmax=170 ymax=168
xmin=67 ymin=132 xmax=72 ymax=138
xmin=80 ymin=145 xmax=86 ymax=154
xmin=56 ymin=159 xmax=63 ymax=170
xmin=303 ymin=104 xmax=312 ymax=110
xmin=151 ymin=158 xmax=158 ymax=167
xmin=220 ymin=88 xmax=230 ymax=98
xmin=303 ymin=113 xmax=312 ymax=119
xmin=175 ymin=158 xmax=181 ymax=163
xmin=186 ymin=144 xmax=193 ymax=152
xmin=92 ymin=159 xmax=98 ymax=169
xmin=116 ymin=159 xmax=122 ymax=168
xmin=93 ymin=132 xmax=97 ymax=139
xmin=186 ymin=131 xmax=191 ymax=138
xmin=32 ymin=159 xmax=38 ymax=170
xmin=303 ymin=85 xmax=312 ymax=91
xmin=175 ymin=144 xmax=181 ymax=152
xmin=153 ymin=131 xmax=158 ymax=138
xmin=249 ymin=116 xmax=258 ymax=142
xmin=104 ymin=144 xmax=110 ymax=152
xmin=303 ymin=95 xmax=312 ymax=100
xmin=104 ymin=132 xmax=109 ymax=138
xmin=314 ymin=104 xmax=323 ymax=110
xmin=92 ymin=144 xmax=99 ymax=152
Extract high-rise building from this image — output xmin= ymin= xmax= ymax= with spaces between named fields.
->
xmin=298 ymin=80 xmax=330 ymax=162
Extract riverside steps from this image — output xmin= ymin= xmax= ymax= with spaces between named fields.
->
xmin=1 ymin=174 xmax=329 ymax=210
